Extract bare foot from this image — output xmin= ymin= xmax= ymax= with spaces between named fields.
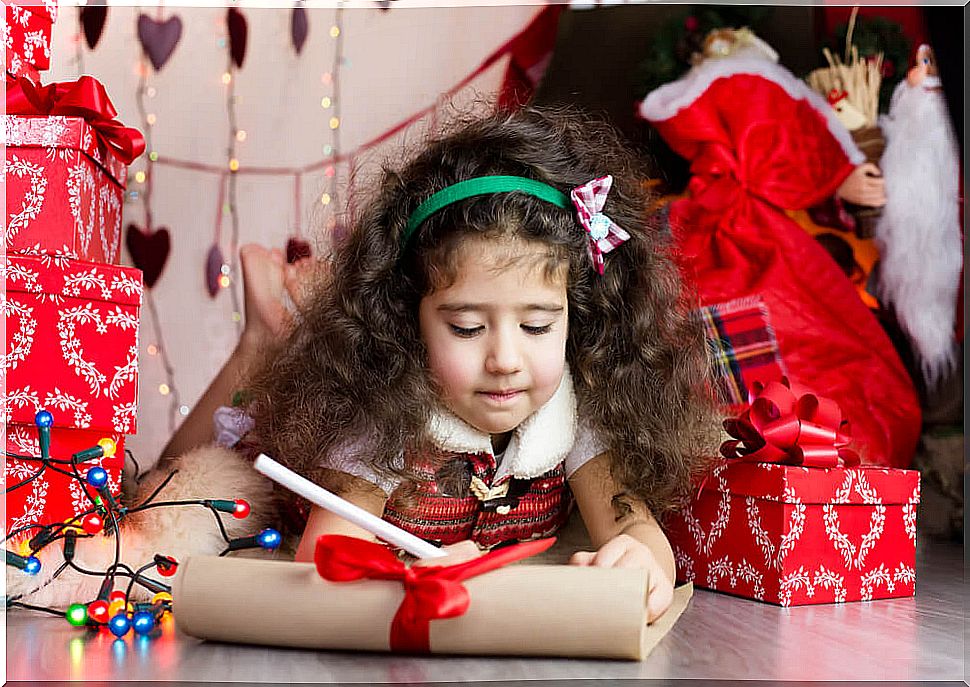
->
xmin=239 ymin=244 xmax=320 ymax=350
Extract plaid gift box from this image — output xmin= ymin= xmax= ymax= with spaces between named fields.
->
xmin=4 ymin=114 xmax=130 ymax=263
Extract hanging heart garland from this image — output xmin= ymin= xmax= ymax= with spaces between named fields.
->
xmin=136 ymin=14 xmax=183 ymax=72
xmin=227 ymin=7 xmax=248 ymax=69
xmin=125 ymin=224 xmax=170 ymax=289
xmin=205 ymin=243 xmax=225 ymax=298
xmin=291 ymin=6 xmax=308 ymax=55
xmin=80 ymin=4 xmax=108 ymax=50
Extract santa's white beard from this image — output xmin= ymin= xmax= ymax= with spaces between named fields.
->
xmin=877 ymin=78 xmax=962 ymax=387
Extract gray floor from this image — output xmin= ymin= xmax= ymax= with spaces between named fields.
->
xmin=5 ymin=534 xmax=966 ymax=683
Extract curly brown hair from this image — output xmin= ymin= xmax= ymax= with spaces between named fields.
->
xmin=245 ymin=104 xmax=720 ymax=518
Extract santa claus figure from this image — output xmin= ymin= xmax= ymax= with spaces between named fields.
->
xmin=876 ymin=44 xmax=962 ymax=388
xmin=639 ymin=27 xmax=920 ymax=468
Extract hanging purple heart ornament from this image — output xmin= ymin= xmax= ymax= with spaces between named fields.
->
xmin=227 ymin=7 xmax=248 ymax=69
xmin=80 ymin=5 xmax=108 ymax=50
xmin=206 ymin=243 xmax=226 ymax=298
xmin=137 ymin=13 xmax=183 ymax=72
xmin=125 ymin=224 xmax=170 ymax=289
xmin=291 ymin=6 xmax=308 ymax=55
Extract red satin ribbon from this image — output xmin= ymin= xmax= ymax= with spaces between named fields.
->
xmin=6 ymin=76 xmax=146 ymax=165
xmin=314 ymin=534 xmax=555 ymax=653
xmin=720 ymin=377 xmax=860 ymax=468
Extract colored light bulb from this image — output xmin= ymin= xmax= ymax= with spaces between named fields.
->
xmin=66 ymin=603 xmax=88 ymax=626
xmin=97 ymin=438 xmax=117 ymax=458
xmin=34 ymin=410 xmax=54 ymax=427
xmin=155 ymin=555 xmax=178 ymax=578
xmin=257 ymin=528 xmax=281 ymax=549
xmin=109 ymin=590 xmax=127 ymax=604
xmin=108 ymin=613 xmax=131 ymax=637
xmin=86 ymin=467 xmax=108 ymax=488
xmin=81 ymin=513 xmax=104 ymax=535
xmin=152 ymin=591 xmax=173 ymax=605
xmin=87 ymin=600 xmax=110 ymax=624
xmin=232 ymin=499 xmax=251 ymax=519
xmin=108 ymin=599 xmax=131 ymax=617
xmin=131 ymin=611 xmax=155 ymax=635
xmin=24 ymin=556 xmax=41 ymax=575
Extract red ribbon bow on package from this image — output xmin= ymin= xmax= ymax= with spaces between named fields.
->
xmin=314 ymin=534 xmax=555 ymax=653
xmin=6 ymin=75 xmax=146 ymax=165
xmin=720 ymin=377 xmax=860 ymax=468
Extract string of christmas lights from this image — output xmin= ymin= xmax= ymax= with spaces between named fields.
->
xmin=5 ymin=410 xmax=280 ymax=638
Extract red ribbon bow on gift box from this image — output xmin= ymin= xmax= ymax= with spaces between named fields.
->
xmin=6 ymin=75 xmax=146 ymax=165
xmin=314 ymin=534 xmax=554 ymax=653
xmin=720 ymin=377 xmax=860 ymax=468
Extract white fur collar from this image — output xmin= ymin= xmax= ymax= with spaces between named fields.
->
xmin=638 ymin=55 xmax=864 ymax=166
xmin=427 ymin=370 xmax=577 ymax=481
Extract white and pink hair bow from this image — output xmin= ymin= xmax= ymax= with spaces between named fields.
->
xmin=570 ymin=175 xmax=631 ymax=275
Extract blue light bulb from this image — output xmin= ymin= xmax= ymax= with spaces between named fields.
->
xmin=24 ymin=556 xmax=41 ymax=575
xmin=257 ymin=528 xmax=281 ymax=549
xmin=34 ymin=410 xmax=53 ymax=428
xmin=131 ymin=611 xmax=155 ymax=636
xmin=108 ymin=613 xmax=131 ymax=637
xmin=86 ymin=467 xmax=108 ymax=488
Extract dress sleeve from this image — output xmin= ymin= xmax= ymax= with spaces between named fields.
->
xmin=564 ymin=421 xmax=607 ymax=478
xmin=324 ymin=436 xmax=404 ymax=496
xmin=212 ymin=406 xmax=255 ymax=448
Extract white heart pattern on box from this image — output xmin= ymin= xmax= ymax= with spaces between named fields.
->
xmin=823 ymin=471 xmax=886 ymax=570
xmin=5 ymin=155 xmax=48 ymax=243
xmin=98 ymin=185 xmax=122 ymax=263
xmin=67 ymin=162 xmax=97 ymax=256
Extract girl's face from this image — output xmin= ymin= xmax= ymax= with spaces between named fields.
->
xmin=418 ymin=235 xmax=568 ymax=444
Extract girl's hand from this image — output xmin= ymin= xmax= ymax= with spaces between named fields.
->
xmin=239 ymin=243 xmax=319 ymax=351
xmin=569 ymin=533 xmax=674 ymax=623
xmin=836 ymin=162 xmax=887 ymax=208
xmin=412 ymin=540 xmax=483 ymax=568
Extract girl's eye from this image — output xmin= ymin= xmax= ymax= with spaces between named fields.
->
xmin=522 ymin=324 xmax=552 ymax=335
xmin=449 ymin=324 xmax=483 ymax=338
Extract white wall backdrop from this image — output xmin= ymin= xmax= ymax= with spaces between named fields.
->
xmin=45 ymin=2 xmax=544 ymax=465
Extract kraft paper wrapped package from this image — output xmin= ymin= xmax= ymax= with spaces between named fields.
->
xmin=173 ymin=546 xmax=692 ymax=660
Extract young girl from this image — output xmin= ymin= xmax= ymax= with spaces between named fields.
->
xmin=164 ymin=105 xmax=718 ymax=623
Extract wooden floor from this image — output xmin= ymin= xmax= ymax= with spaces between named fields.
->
xmin=5 ymin=534 xmax=966 ymax=683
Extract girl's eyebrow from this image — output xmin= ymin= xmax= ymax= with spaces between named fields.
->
xmin=437 ymin=303 xmax=564 ymax=313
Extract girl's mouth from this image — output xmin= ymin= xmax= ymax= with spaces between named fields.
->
xmin=479 ymin=390 xmax=523 ymax=404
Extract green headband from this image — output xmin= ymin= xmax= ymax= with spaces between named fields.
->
xmin=401 ymin=175 xmax=570 ymax=249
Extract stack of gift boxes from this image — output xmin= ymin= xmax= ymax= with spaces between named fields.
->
xmin=3 ymin=1 xmax=145 ymax=541
xmin=664 ymin=379 xmax=921 ymax=606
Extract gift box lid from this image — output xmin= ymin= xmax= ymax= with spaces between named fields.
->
xmin=2 ymin=115 xmax=128 ymax=187
xmin=700 ymin=460 xmax=921 ymax=505
xmin=4 ymin=252 xmax=142 ymax=307
xmin=5 ymin=0 xmax=58 ymax=24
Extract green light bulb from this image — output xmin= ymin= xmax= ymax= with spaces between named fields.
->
xmin=66 ymin=603 xmax=88 ymax=627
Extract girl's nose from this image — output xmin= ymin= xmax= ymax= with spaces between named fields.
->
xmin=484 ymin=329 xmax=523 ymax=375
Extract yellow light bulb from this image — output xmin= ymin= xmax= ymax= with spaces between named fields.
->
xmin=134 ymin=171 xmax=146 ymax=184
xmin=236 ymin=130 xmax=247 ymax=142
xmin=329 ymin=117 xmax=340 ymax=130
xmin=158 ymin=383 xmax=170 ymax=396
xmin=218 ymin=275 xmax=232 ymax=289
xmin=152 ymin=591 xmax=173 ymax=605
xmin=320 ymin=193 xmax=331 ymax=206
xmin=147 ymin=344 xmax=158 ymax=355
xmin=329 ymin=25 xmax=340 ymax=38
xmin=222 ymin=72 xmax=232 ymax=85
xmin=229 ymin=158 xmax=239 ymax=172
xmin=146 ymin=113 xmax=156 ymax=125
xmin=321 ymin=96 xmax=332 ymax=108
xmin=98 ymin=437 xmax=117 ymax=459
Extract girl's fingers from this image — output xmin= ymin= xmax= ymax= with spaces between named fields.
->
xmin=569 ymin=551 xmax=596 ymax=566
xmin=646 ymin=578 xmax=674 ymax=625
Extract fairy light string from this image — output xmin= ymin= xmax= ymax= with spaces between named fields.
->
xmin=221 ymin=9 xmax=244 ymax=330
xmin=4 ymin=410 xmax=281 ymax=637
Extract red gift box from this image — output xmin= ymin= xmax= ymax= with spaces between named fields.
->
xmin=664 ymin=460 xmax=921 ymax=606
xmin=2 ymin=253 xmax=142 ymax=434
xmin=5 ymin=422 xmax=124 ymax=540
xmin=2 ymin=0 xmax=57 ymax=79
xmin=4 ymin=114 xmax=129 ymax=263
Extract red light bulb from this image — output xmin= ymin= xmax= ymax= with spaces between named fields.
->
xmin=156 ymin=556 xmax=178 ymax=577
xmin=87 ymin=600 xmax=110 ymax=624
xmin=109 ymin=590 xmax=127 ymax=604
xmin=232 ymin=499 xmax=251 ymax=519
xmin=81 ymin=513 xmax=104 ymax=534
